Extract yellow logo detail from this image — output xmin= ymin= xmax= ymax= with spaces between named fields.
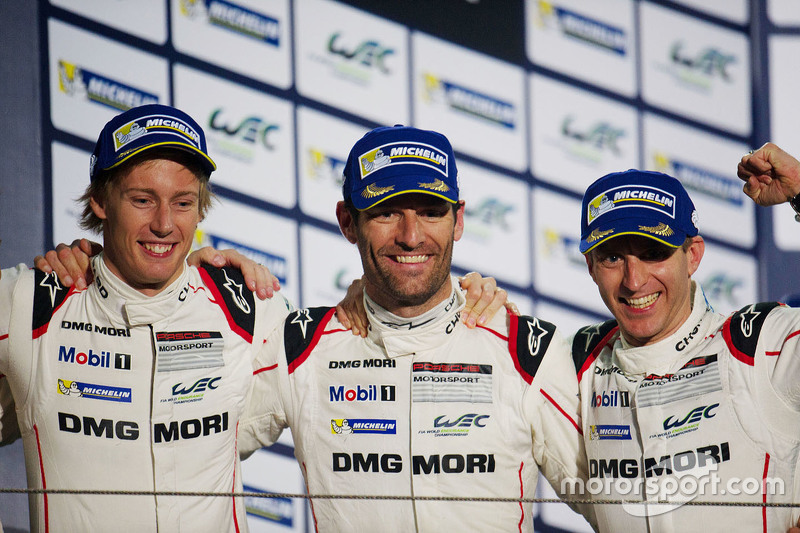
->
xmin=586 ymin=228 xmax=614 ymax=243
xmin=362 ymin=184 xmax=394 ymax=199
xmin=418 ymin=179 xmax=450 ymax=193
xmin=639 ymin=223 xmax=674 ymax=237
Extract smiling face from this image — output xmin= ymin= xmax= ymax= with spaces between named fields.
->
xmin=336 ymin=194 xmax=464 ymax=317
xmin=586 ymin=235 xmax=704 ymax=347
xmin=90 ymin=156 xmax=203 ymax=296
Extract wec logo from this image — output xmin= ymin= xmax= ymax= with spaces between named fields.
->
xmin=433 ymin=413 xmax=488 ymax=428
xmin=663 ymin=403 xmax=718 ymax=431
xmin=172 ymin=377 xmax=221 ymax=396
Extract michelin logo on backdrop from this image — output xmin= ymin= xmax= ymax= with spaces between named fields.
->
xmin=179 ymin=0 xmax=280 ymax=46
xmin=195 ymin=230 xmax=287 ymax=285
xmin=422 ymin=73 xmax=516 ymax=129
xmin=58 ymin=60 xmax=159 ymax=111
xmin=308 ymin=148 xmax=346 ymax=186
xmin=653 ymin=153 xmax=743 ymax=207
xmin=536 ymin=1 xmax=628 ymax=56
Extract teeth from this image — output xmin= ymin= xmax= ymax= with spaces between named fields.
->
xmin=395 ymin=255 xmax=428 ymax=264
xmin=144 ymin=243 xmax=173 ymax=254
xmin=626 ymin=293 xmax=659 ymax=309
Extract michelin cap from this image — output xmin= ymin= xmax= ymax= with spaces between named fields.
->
xmin=579 ymin=169 xmax=699 ymax=254
xmin=89 ymin=104 xmax=216 ymax=181
xmin=342 ymin=125 xmax=459 ymax=210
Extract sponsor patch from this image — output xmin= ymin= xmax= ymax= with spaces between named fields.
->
xmin=412 ymin=362 xmax=492 ymax=403
xmin=418 ymin=413 xmax=489 ymax=437
xmin=155 ymin=331 xmax=224 ymax=372
xmin=329 ymin=384 xmax=395 ymax=402
xmin=359 ymin=141 xmax=449 ymax=180
xmin=637 ymin=355 xmax=721 ymax=407
xmin=586 ymin=185 xmax=676 ymax=226
xmin=161 ymin=376 xmax=221 ymax=405
xmin=331 ymin=419 xmax=397 ymax=435
xmin=589 ymin=424 xmax=631 ymax=440
xmin=57 ymin=379 xmax=132 ymax=403
xmin=112 ymin=115 xmax=202 ymax=153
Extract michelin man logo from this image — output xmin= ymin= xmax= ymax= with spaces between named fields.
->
xmin=331 ymin=419 xmax=353 ymax=434
xmin=360 ymin=148 xmax=391 ymax=175
xmin=58 ymin=379 xmax=82 ymax=397
xmin=588 ymin=193 xmax=614 ymax=223
xmin=114 ymin=121 xmax=147 ymax=150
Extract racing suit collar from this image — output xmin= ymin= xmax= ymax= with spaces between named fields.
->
xmin=612 ymin=281 xmax=715 ymax=376
xmin=364 ymin=275 xmax=466 ymax=358
xmin=91 ymin=254 xmax=190 ymax=327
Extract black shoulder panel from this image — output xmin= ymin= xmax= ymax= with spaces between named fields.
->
xmin=509 ymin=314 xmax=558 ymax=384
xmin=32 ymin=270 xmax=71 ymax=334
xmin=285 ymin=307 xmax=336 ymax=371
xmin=199 ymin=265 xmax=256 ymax=339
xmin=571 ymin=319 xmax=618 ymax=375
xmin=724 ymin=302 xmax=781 ymax=363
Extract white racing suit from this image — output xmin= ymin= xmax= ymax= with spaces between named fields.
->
xmin=240 ymin=277 xmax=592 ymax=532
xmin=0 ymin=255 xmax=291 ymax=532
xmin=571 ymin=282 xmax=800 ymax=532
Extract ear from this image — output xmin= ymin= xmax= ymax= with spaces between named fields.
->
xmin=685 ymin=236 xmax=705 ymax=277
xmin=335 ymin=201 xmax=358 ymax=244
xmin=452 ymin=201 xmax=465 ymax=242
xmin=89 ymin=194 xmax=108 ymax=221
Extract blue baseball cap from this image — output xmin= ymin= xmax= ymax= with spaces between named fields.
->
xmin=579 ymin=169 xmax=699 ymax=254
xmin=342 ymin=125 xmax=459 ymax=210
xmin=89 ymin=104 xmax=216 ymax=181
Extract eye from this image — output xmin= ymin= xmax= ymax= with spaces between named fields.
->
xmin=131 ymin=197 xmax=152 ymax=207
xmin=597 ymin=253 xmax=622 ymax=267
xmin=641 ymin=247 xmax=673 ymax=262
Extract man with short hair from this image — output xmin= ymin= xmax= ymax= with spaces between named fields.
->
xmin=572 ymin=145 xmax=800 ymax=531
xmin=239 ymin=125 xmax=592 ymax=531
xmin=0 ymin=104 xmax=293 ymax=531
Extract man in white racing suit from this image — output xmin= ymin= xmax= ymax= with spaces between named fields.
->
xmin=239 ymin=125 xmax=593 ymax=531
xmin=0 ymin=104 xmax=293 ymax=532
xmin=571 ymin=145 xmax=800 ymax=532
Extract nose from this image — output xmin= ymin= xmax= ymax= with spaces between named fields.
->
xmin=150 ymin=202 xmax=174 ymax=236
xmin=396 ymin=212 xmax=423 ymax=249
xmin=622 ymin=256 xmax=647 ymax=291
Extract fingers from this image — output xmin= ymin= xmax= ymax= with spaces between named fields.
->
xmin=459 ymin=273 xmax=504 ymax=328
xmin=504 ymin=299 xmax=520 ymax=316
xmin=80 ymin=238 xmax=103 ymax=257
xmin=35 ymin=242 xmax=93 ymax=289
xmin=186 ymin=246 xmax=226 ymax=268
xmin=186 ymin=248 xmax=280 ymax=299
xmin=335 ymin=278 xmax=368 ymax=337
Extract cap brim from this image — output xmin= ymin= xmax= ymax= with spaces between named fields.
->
xmin=351 ymin=174 xmax=458 ymax=211
xmin=103 ymin=142 xmax=217 ymax=175
xmin=580 ymin=217 xmax=687 ymax=254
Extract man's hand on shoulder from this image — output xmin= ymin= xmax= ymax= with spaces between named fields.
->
xmin=738 ymin=142 xmax=800 ymax=207
xmin=33 ymin=238 xmax=101 ymax=289
xmin=187 ymin=247 xmax=281 ymax=301
xmin=458 ymin=272 xmax=519 ymax=328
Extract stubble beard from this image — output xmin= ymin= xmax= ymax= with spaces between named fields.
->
xmin=359 ymin=239 xmax=454 ymax=310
